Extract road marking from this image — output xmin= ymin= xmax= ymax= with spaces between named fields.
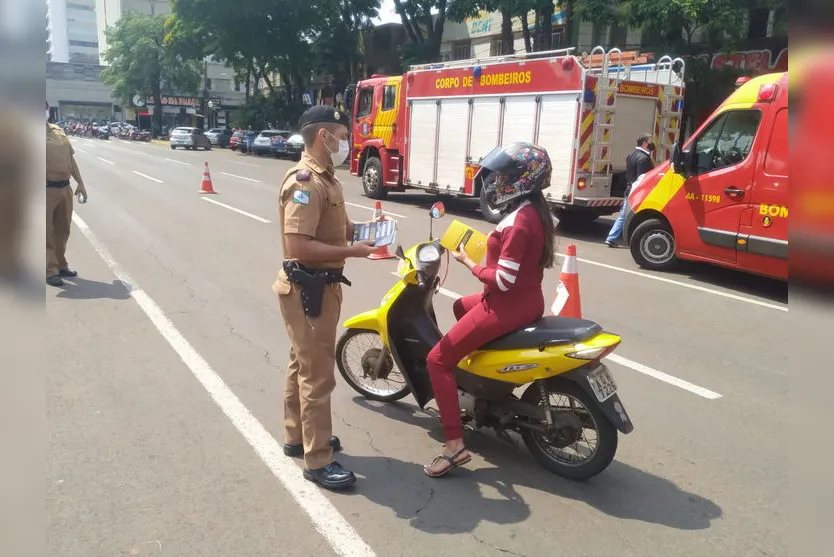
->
xmin=232 ymin=161 xmax=260 ymax=168
xmin=554 ymin=252 xmax=788 ymax=312
xmin=221 ymin=171 xmax=262 ymax=183
xmin=346 ymin=201 xmax=407 ymax=219
xmin=165 ymin=157 xmax=191 ymax=166
xmin=71 ymin=214 xmax=377 ymax=557
xmin=395 ymin=271 xmax=723 ymax=400
xmin=201 ymin=198 xmax=271 ymax=223
xmin=75 ymin=147 xmax=87 ymax=154
xmin=132 ymin=171 xmax=163 ymax=183
xmin=97 ymin=157 xmax=115 ymax=165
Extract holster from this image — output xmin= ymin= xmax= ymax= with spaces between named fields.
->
xmin=282 ymin=261 xmax=351 ymax=318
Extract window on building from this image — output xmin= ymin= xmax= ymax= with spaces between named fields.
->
xmin=382 ymin=85 xmax=397 ymax=111
xmin=551 ymin=28 xmax=565 ymax=49
xmin=490 ymin=40 xmax=503 ymax=56
xmin=234 ymin=80 xmax=241 ymax=92
xmin=748 ymin=8 xmax=770 ymax=39
xmin=453 ymin=42 xmax=471 ymax=60
xmin=205 ymin=78 xmax=212 ymax=90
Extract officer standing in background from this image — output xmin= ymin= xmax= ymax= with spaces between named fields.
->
xmin=46 ymin=101 xmax=87 ymax=287
xmin=272 ymin=105 xmax=375 ymax=490
xmin=604 ymin=133 xmax=655 ymax=248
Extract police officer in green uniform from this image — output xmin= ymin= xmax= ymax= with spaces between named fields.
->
xmin=272 ymin=105 xmax=375 ymax=490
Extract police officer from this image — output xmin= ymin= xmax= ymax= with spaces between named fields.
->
xmin=272 ymin=105 xmax=375 ymax=490
xmin=46 ymin=101 xmax=87 ymax=287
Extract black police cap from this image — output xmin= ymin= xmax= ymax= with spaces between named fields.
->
xmin=298 ymin=105 xmax=346 ymax=130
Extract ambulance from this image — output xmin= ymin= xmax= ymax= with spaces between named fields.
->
xmin=347 ymin=46 xmax=686 ymax=223
xmin=623 ymin=72 xmax=788 ymax=281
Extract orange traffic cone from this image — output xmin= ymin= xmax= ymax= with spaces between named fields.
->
xmin=551 ymin=244 xmax=582 ymax=318
xmin=367 ymin=201 xmax=397 ymax=260
xmin=199 ymin=161 xmax=217 ymax=194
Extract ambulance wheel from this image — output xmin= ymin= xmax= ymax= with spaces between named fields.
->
xmin=363 ymin=157 xmax=387 ymax=200
xmin=479 ymin=175 xmax=503 ymax=224
xmin=630 ymin=218 xmax=678 ymax=271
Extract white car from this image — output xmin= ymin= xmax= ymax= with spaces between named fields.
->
xmin=252 ymin=129 xmax=291 ymax=156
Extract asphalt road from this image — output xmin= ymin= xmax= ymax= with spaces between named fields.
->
xmin=47 ymin=137 xmax=789 ymax=557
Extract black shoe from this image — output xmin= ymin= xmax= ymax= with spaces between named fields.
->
xmin=46 ymin=275 xmax=64 ymax=287
xmin=283 ymin=436 xmax=341 ymax=458
xmin=604 ymin=240 xmax=617 ymax=248
xmin=58 ymin=268 xmax=78 ymax=278
xmin=303 ymin=461 xmax=356 ymax=490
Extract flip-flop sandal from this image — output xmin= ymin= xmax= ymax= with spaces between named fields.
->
xmin=423 ymin=447 xmax=471 ymax=478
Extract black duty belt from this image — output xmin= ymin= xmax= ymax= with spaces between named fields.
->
xmin=282 ymin=261 xmax=351 ymax=318
xmin=47 ymin=180 xmax=70 ymax=188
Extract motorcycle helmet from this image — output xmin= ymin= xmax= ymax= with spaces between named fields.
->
xmin=478 ymin=142 xmax=552 ymax=210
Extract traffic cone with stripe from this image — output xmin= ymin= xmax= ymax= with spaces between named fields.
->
xmin=551 ymin=244 xmax=582 ymax=318
xmin=367 ymin=201 xmax=397 ymax=260
xmin=199 ymin=161 xmax=217 ymax=194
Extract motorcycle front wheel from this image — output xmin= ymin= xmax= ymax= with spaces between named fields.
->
xmin=520 ymin=378 xmax=617 ymax=480
xmin=336 ymin=329 xmax=410 ymax=403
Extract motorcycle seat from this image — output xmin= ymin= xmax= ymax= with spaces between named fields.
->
xmin=480 ymin=316 xmax=602 ymax=351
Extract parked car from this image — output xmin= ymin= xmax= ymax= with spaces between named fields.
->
xmin=233 ymin=130 xmax=259 ymax=153
xmin=252 ymin=129 xmax=291 ymax=156
xmin=205 ymin=128 xmax=232 ymax=147
xmin=285 ymin=133 xmax=305 ymax=161
xmin=170 ymin=127 xmax=212 ymax=150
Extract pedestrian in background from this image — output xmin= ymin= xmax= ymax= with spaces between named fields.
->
xmin=605 ymin=134 xmax=655 ymax=248
xmin=46 ymin=101 xmax=87 ymax=287
xmin=272 ymin=105 xmax=375 ymax=490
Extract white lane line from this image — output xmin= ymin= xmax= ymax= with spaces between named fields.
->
xmin=606 ymin=354 xmax=722 ymax=400
xmin=71 ymin=214 xmax=376 ymax=557
xmin=132 ymin=170 xmax=164 ymax=183
xmin=555 ymin=252 xmax=788 ymax=312
xmin=221 ymin=171 xmax=262 ymax=183
xmin=398 ymin=271 xmax=723 ymax=400
xmin=232 ymin=161 xmax=260 ymax=168
xmin=165 ymin=157 xmax=191 ymax=166
xmin=201 ymin=198 xmax=271 ymax=223
xmin=346 ymin=201 xmax=407 ymax=219
xmin=75 ymin=147 xmax=88 ymax=154
xmin=97 ymin=157 xmax=115 ymax=165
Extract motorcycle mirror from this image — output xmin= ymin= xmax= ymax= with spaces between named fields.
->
xmin=395 ymin=244 xmax=405 ymax=260
xmin=429 ymin=202 xmax=445 ymax=219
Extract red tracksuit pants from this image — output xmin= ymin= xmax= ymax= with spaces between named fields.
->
xmin=426 ymin=290 xmax=544 ymax=441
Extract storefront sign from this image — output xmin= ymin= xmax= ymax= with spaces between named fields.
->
xmin=149 ymin=96 xmax=199 ymax=107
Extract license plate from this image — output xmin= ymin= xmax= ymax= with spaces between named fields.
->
xmin=587 ymin=366 xmax=617 ymax=402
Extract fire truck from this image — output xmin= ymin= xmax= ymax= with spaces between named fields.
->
xmin=346 ymin=46 xmax=686 ymax=224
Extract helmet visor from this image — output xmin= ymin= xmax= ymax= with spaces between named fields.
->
xmin=478 ymin=144 xmax=526 ymax=180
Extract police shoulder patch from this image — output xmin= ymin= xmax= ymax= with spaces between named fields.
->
xmin=292 ymin=190 xmax=311 ymax=205
xmin=296 ymin=169 xmax=311 ymax=181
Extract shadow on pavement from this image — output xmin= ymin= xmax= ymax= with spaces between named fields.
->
xmin=54 ymin=277 xmax=131 ymax=301
xmin=344 ymin=397 xmax=722 ymax=535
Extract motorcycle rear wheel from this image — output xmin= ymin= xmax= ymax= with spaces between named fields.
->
xmin=336 ymin=329 xmax=410 ymax=403
xmin=520 ymin=378 xmax=617 ymax=480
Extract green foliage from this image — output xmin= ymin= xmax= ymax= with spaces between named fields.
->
xmin=392 ymin=0 xmax=452 ymax=63
xmin=101 ymin=12 xmax=202 ymax=135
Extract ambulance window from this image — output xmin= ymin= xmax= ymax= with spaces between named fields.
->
xmin=693 ymin=109 xmax=761 ymax=174
xmin=357 ymin=88 xmax=374 ymax=118
xmin=382 ymin=85 xmax=397 ymax=111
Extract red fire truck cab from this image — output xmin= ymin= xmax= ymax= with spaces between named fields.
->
xmin=348 ymin=46 xmax=686 ymax=223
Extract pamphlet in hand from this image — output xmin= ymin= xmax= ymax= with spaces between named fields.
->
xmin=352 ymin=219 xmax=398 ymax=248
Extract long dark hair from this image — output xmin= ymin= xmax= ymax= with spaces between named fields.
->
xmin=529 ymin=191 xmax=557 ymax=269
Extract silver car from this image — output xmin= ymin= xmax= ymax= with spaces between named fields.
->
xmin=252 ymin=129 xmax=290 ymax=156
xmin=170 ymin=127 xmax=212 ymax=150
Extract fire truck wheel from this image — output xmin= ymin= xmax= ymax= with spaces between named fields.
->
xmin=479 ymin=177 xmax=503 ymax=224
xmin=363 ymin=157 xmax=387 ymax=200
xmin=630 ymin=218 xmax=678 ymax=271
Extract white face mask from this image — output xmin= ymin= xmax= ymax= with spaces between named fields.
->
xmin=326 ymin=132 xmax=349 ymax=167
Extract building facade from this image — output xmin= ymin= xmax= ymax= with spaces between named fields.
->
xmin=47 ymin=0 xmax=100 ymax=64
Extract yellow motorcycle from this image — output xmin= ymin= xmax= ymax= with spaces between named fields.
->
xmin=336 ymin=203 xmax=633 ymax=479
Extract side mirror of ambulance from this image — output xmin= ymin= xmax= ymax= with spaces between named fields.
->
xmin=672 ymin=143 xmax=694 ymax=178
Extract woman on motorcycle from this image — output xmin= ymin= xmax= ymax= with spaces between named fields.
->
xmin=424 ymin=142 xmax=559 ymax=477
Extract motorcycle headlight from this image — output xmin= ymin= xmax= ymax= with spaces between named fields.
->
xmin=417 ymin=244 xmax=441 ymax=264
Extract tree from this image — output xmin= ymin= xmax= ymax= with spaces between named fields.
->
xmin=393 ymin=0 xmax=452 ymax=63
xmin=101 ymin=12 xmax=202 ymax=136
xmin=449 ymin=1 xmax=536 ymax=56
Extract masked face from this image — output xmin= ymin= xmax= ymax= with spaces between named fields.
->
xmin=325 ymin=130 xmax=349 ymax=167
xmin=647 ymin=142 xmax=656 ymax=153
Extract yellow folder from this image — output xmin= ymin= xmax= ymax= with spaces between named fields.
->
xmin=440 ymin=220 xmax=489 ymax=264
